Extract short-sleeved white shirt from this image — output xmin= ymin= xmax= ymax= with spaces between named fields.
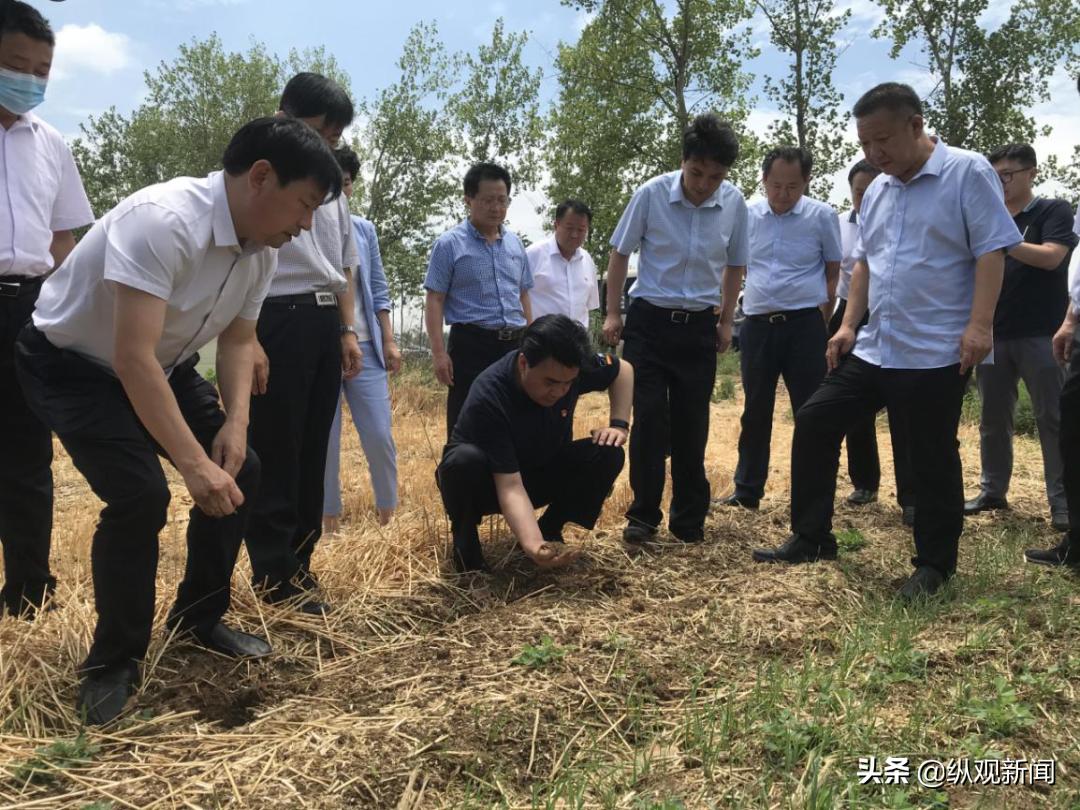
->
xmin=0 ymin=112 xmax=94 ymax=278
xmin=525 ymin=235 xmax=599 ymax=328
xmin=33 ymin=171 xmax=277 ymax=373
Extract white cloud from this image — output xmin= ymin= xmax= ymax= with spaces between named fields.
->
xmin=51 ymin=24 xmax=134 ymax=82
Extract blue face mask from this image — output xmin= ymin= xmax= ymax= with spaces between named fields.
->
xmin=0 ymin=66 xmax=47 ymax=115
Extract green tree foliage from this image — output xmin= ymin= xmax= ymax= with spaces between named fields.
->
xmin=756 ymin=0 xmax=859 ymax=199
xmin=873 ymin=0 xmax=1080 ymax=152
xmin=547 ymin=0 xmax=759 ymax=256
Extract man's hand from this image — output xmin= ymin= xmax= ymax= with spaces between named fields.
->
xmin=342 ymin=333 xmax=363 ymax=379
xmin=717 ymin=320 xmax=733 ymax=353
xmin=1053 ymin=318 xmax=1076 ymax=366
xmin=252 ymin=340 xmax=269 ymax=395
xmin=384 ymin=339 xmax=403 ymax=374
xmin=826 ymin=325 xmax=857 ymax=372
xmin=602 ymin=313 xmax=623 ymax=346
xmin=959 ymin=321 xmax=993 ymax=375
xmin=432 ymin=350 xmax=453 ymax=387
xmin=210 ymin=418 xmax=247 ymax=478
xmin=181 ymin=458 xmax=244 ymax=518
xmin=590 ymin=425 xmax=629 ymax=447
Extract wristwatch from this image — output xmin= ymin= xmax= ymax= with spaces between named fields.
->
xmin=340 ymin=325 xmax=358 ymax=337
xmin=609 ymin=418 xmax=630 ymax=431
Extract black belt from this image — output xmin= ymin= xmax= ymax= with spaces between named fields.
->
xmin=0 ymin=276 xmax=45 ymax=298
xmin=634 ymin=298 xmax=716 ymax=324
xmin=746 ymin=307 xmax=819 ymax=324
xmin=264 ymin=291 xmax=339 ymax=307
xmin=452 ymin=323 xmax=525 ymax=342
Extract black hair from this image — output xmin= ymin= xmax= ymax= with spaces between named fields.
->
xmin=463 ymin=162 xmax=512 ymax=197
xmin=0 ymin=0 xmax=53 ymax=47
xmin=555 ymin=198 xmax=592 ymax=224
xmin=279 ymin=72 xmax=354 ymax=129
xmin=847 ymin=158 xmax=881 ymax=184
xmin=852 ymin=82 xmax=923 ymax=119
xmin=762 ymin=146 xmax=813 ymax=179
xmin=987 ymin=143 xmax=1037 ymax=169
xmin=334 ymin=144 xmax=361 ymax=181
xmin=682 ymin=113 xmax=740 ymax=167
xmin=520 ymin=314 xmax=592 ymax=370
xmin=222 ymin=116 xmax=342 ymax=201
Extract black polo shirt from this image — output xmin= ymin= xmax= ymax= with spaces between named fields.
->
xmin=449 ymin=351 xmax=620 ymax=474
xmin=994 ymin=197 xmax=1078 ymax=340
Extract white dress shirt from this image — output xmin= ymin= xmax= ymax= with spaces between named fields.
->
xmin=742 ymin=195 xmax=843 ymax=316
xmin=525 ymin=235 xmax=599 ymax=328
xmin=837 ymin=209 xmax=858 ymax=301
xmin=851 ymin=139 xmax=1021 ymax=369
xmin=0 ymin=111 xmax=93 ymax=278
xmin=34 ymin=171 xmax=277 ymax=374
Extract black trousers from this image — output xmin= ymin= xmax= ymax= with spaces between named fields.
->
xmin=437 ymin=438 xmax=624 ymax=569
xmin=621 ymin=299 xmax=717 ymax=538
xmin=1060 ymin=334 xmax=1080 ymax=544
xmin=15 ymin=325 xmax=259 ymax=679
xmin=827 ymin=302 xmax=915 ymax=506
xmin=790 ymin=355 xmax=968 ymax=576
xmin=733 ymin=310 xmax=827 ymax=501
xmin=0 ymin=280 xmax=55 ymax=614
xmin=246 ymin=300 xmax=342 ymax=598
xmin=445 ymin=324 xmax=521 ymax=440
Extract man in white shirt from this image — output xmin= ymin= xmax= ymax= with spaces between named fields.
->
xmin=526 ymin=199 xmax=599 ymax=329
xmin=0 ymin=2 xmax=93 ymax=618
xmin=244 ymin=74 xmax=362 ymax=615
xmin=752 ymin=83 xmax=1020 ymax=601
xmin=15 ymin=117 xmax=342 ymax=725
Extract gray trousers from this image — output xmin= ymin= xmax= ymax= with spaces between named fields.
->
xmin=976 ymin=335 xmax=1067 ymax=518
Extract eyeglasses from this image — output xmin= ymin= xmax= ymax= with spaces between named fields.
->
xmin=472 ymin=195 xmax=512 ymax=209
xmin=996 ymin=167 xmax=1035 ymax=184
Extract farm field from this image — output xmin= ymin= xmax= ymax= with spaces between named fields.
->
xmin=0 ymin=360 xmax=1077 ymax=809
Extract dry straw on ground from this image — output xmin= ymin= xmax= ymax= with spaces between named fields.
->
xmin=0 ymin=367 xmax=1076 ymax=808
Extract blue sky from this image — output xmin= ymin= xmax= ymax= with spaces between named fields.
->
xmin=31 ymin=0 xmax=1080 ymax=240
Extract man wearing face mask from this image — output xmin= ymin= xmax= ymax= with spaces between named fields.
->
xmin=715 ymin=146 xmax=842 ymax=510
xmin=0 ymin=1 xmax=93 ymax=618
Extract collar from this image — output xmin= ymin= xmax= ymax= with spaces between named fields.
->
xmin=210 ymin=171 xmax=242 ymax=252
xmin=1021 ymin=195 xmax=1041 ymax=214
xmin=669 ymin=172 xmax=723 ymax=209
xmin=548 ymin=234 xmax=580 ymax=261
xmin=465 ymin=218 xmax=504 ymax=242
xmin=765 ymin=195 xmax=807 ymax=217
xmin=3 ymin=110 xmax=38 ymax=133
xmin=884 ymin=136 xmax=946 ymax=186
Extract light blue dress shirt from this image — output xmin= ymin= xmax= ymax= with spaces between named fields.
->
xmin=742 ymin=195 xmax=843 ymax=316
xmin=852 ymin=139 xmax=1022 ymax=370
xmin=610 ymin=170 xmax=748 ymax=311
xmin=351 ymin=216 xmax=391 ymax=369
xmin=424 ymin=219 xmax=533 ymax=329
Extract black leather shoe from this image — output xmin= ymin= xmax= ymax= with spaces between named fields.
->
xmin=752 ymin=534 xmax=837 ymax=564
xmin=1024 ymin=537 xmax=1080 ymax=568
xmin=963 ymin=493 xmax=1009 ymax=515
xmin=196 ymin=623 xmax=273 ymax=658
xmin=298 ymin=599 xmax=332 ymax=617
xmin=897 ymin=566 xmax=945 ymax=601
xmin=1051 ymin=513 xmax=1071 ymax=533
xmin=712 ymin=494 xmax=760 ymax=510
xmin=901 ymin=506 xmax=915 ymax=527
xmin=672 ymin=530 xmax=704 ymax=543
xmin=846 ymin=489 xmax=878 ymax=506
xmin=77 ymin=669 xmax=135 ymax=726
xmin=622 ymin=523 xmax=658 ymax=544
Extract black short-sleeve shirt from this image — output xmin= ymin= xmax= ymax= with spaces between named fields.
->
xmin=994 ymin=197 xmax=1078 ymax=340
xmin=449 ymin=352 xmax=620 ymax=474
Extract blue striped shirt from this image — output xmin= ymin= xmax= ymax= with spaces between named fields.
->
xmin=610 ymin=170 xmax=748 ymax=311
xmin=424 ymin=219 xmax=533 ymax=329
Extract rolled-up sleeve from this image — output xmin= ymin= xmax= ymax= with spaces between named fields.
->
xmin=611 ymin=186 xmax=649 ymax=255
xmin=963 ymin=161 xmax=1022 ymax=259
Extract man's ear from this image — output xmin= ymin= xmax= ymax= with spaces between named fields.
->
xmin=909 ymin=113 xmax=925 ymax=137
xmin=248 ymin=159 xmax=275 ymax=194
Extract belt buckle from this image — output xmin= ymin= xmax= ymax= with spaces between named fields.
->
xmin=670 ymin=310 xmax=690 ymax=324
xmin=768 ymin=312 xmax=787 ymax=324
xmin=497 ymin=328 xmax=515 ymax=341
xmin=314 ymin=291 xmax=337 ymax=307
xmin=0 ymin=282 xmax=20 ymax=298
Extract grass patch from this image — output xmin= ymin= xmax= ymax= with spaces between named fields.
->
xmin=9 ymin=735 xmax=98 ymax=787
xmin=512 ymin=636 xmax=568 ymax=668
